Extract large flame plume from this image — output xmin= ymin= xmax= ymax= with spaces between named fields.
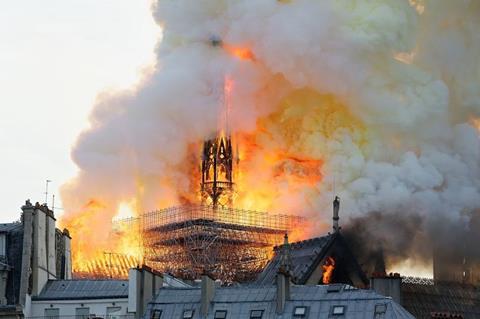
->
xmin=60 ymin=0 xmax=480 ymax=277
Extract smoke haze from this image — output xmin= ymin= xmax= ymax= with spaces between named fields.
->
xmin=60 ymin=0 xmax=480 ymax=274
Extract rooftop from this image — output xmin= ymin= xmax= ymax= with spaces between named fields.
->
xmin=402 ymin=281 xmax=480 ymax=319
xmin=33 ymin=280 xmax=129 ymax=301
xmin=145 ymin=284 xmax=414 ymax=318
xmin=256 ymin=234 xmax=335 ymax=285
xmin=0 ymin=222 xmax=22 ymax=233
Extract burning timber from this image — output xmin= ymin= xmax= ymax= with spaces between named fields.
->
xmin=107 ymin=205 xmax=303 ymax=282
xmin=72 ymin=78 xmax=304 ymax=282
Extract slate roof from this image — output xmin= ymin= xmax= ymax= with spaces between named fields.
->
xmin=163 ymin=273 xmax=193 ymax=288
xmin=33 ymin=280 xmax=129 ymax=301
xmin=256 ymin=234 xmax=337 ymax=286
xmin=0 ymin=222 xmax=22 ymax=233
xmin=144 ymin=284 xmax=414 ymax=318
xmin=32 ymin=275 xmax=191 ymax=301
xmin=0 ymin=305 xmax=23 ymax=315
xmin=402 ymin=282 xmax=480 ymax=319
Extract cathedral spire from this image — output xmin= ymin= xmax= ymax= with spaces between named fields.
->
xmin=201 ymin=76 xmax=235 ymax=208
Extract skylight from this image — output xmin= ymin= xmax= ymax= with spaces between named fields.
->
xmin=293 ymin=306 xmax=307 ymax=317
xmin=183 ymin=310 xmax=194 ymax=319
xmin=331 ymin=305 xmax=345 ymax=315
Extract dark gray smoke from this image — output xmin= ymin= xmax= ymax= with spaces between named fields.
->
xmin=342 ymin=210 xmax=480 ymax=278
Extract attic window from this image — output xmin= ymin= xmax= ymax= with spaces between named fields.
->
xmin=250 ymin=310 xmax=264 ymax=318
xmin=331 ymin=305 xmax=345 ymax=316
xmin=151 ymin=310 xmax=162 ymax=319
xmin=214 ymin=310 xmax=227 ymax=319
xmin=374 ymin=304 xmax=387 ymax=314
xmin=327 ymin=284 xmax=343 ymax=293
xmin=293 ymin=306 xmax=307 ymax=317
xmin=183 ymin=310 xmax=194 ymax=319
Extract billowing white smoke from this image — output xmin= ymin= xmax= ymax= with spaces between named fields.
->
xmin=61 ymin=0 xmax=480 ymax=272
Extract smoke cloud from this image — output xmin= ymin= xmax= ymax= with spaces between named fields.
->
xmin=60 ymin=0 xmax=480 ymax=274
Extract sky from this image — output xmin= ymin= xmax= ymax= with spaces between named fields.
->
xmin=0 ymin=0 xmax=159 ymax=222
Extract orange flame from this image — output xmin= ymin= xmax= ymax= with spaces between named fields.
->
xmin=61 ymin=83 xmax=364 ymax=279
xmin=322 ymin=256 xmax=336 ymax=284
xmin=223 ymin=44 xmax=256 ymax=61
xmin=470 ymin=118 xmax=480 ymax=133
xmin=60 ymin=199 xmax=143 ymax=278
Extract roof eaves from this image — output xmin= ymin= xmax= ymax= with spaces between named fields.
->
xmin=32 ymin=295 xmax=128 ymax=301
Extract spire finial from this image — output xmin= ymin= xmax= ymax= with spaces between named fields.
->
xmin=333 ymin=196 xmax=340 ymax=233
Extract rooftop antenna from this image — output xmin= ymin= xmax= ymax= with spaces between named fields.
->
xmin=44 ymin=179 xmax=52 ymax=205
xmin=51 ymin=194 xmax=64 ymax=212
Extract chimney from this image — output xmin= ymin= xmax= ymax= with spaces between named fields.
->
xmin=276 ymin=234 xmax=291 ymax=314
xmin=128 ymin=265 xmax=163 ymax=319
xmin=201 ymin=274 xmax=215 ymax=317
xmin=62 ymin=229 xmax=72 ymax=279
xmin=31 ymin=202 xmax=57 ymax=295
xmin=333 ymin=196 xmax=340 ymax=233
xmin=19 ymin=200 xmax=34 ymax=306
xmin=370 ymin=273 xmax=402 ymax=305
xmin=45 ymin=205 xmax=57 ymax=281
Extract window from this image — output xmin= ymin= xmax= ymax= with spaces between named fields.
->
xmin=44 ymin=308 xmax=59 ymax=319
xmin=107 ymin=306 xmax=122 ymax=319
xmin=0 ymin=233 xmax=5 ymax=257
xmin=331 ymin=305 xmax=345 ymax=316
xmin=293 ymin=306 xmax=307 ymax=317
xmin=327 ymin=284 xmax=343 ymax=293
xmin=214 ymin=310 xmax=227 ymax=319
xmin=183 ymin=309 xmax=194 ymax=319
xmin=250 ymin=310 xmax=264 ymax=318
xmin=150 ymin=309 xmax=162 ymax=319
xmin=75 ymin=307 xmax=90 ymax=319
xmin=374 ymin=304 xmax=387 ymax=314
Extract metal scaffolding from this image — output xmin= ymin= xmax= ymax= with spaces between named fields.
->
xmin=114 ymin=204 xmax=304 ymax=282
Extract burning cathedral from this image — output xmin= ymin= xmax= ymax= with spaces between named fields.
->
xmin=76 ymin=79 xmax=303 ymax=282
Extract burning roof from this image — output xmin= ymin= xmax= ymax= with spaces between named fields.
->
xmin=60 ymin=0 xmax=480 ymax=282
xmin=256 ymin=232 xmax=368 ymax=288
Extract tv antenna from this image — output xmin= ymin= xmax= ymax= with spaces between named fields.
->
xmin=50 ymin=194 xmax=64 ymax=213
xmin=44 ymin=179 xmax=52 ymax=205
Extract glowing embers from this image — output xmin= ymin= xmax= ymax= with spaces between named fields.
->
xmin=322 ymin=256 xmax=336 ymax=284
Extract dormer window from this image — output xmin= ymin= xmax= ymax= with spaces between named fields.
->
xmin=150 ymin=309 xmax=162 ymax=319
xmin=293 ymin=306 xmax=308 ymax=317
xmin=250 ymin=310 xmax=264 ymax=318
xmin=331 ymin=305 xmax=346 ymax=316
xmin=214 ymin=310 xmax=227 ymax=319
xmin=374 ymin=304 xmax=387 ymax=314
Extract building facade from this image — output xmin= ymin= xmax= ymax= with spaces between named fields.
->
xmin=0 ymin=200 xmax=72 ymax=318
